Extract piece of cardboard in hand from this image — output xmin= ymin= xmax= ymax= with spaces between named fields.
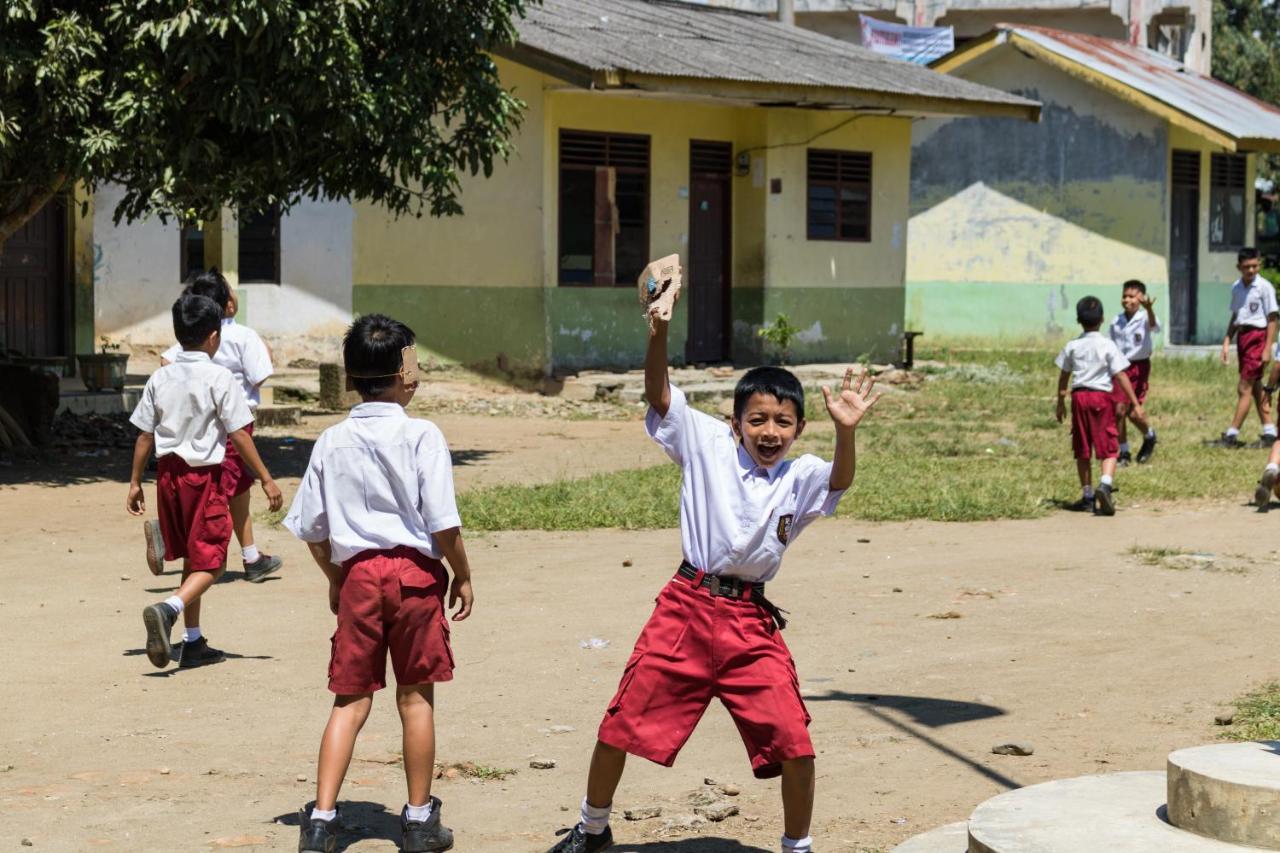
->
xmin=637 ymin=254 xmax=682 ymax=330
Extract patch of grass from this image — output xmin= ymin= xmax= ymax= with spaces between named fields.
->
xmin=435 ymin=761 xmax=517 ymax=781
xmin=1127 ymin=545 xmax=1193 ymax=566
xmin=254 ymin=506 xmax=287 ymax=528
xmin=460 ymin=465 xmax=680 ymax=531
xmin=1222 ymin=681 xmax=1280 ymax=741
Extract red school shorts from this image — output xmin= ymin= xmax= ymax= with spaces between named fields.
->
xmin=221 ymin=421 xmax=255 ymax=498
xmin=156 ymin=455 xmax=232 ymax=572
xmin=329 ymin=546 xmax=455 ymax=695
xmin=1238 ymin=327 xmax=1267 ymax=381
xmin=1071 ymin=389 xmax=1119 ymax=461
xmin=1110 ymin=359 xmax=1151 ymax=406
xmin=597 ymin=572 xmax=814 ymax=780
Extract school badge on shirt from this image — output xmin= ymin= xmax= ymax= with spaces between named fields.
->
xmin=776 ymin=514 xmax=794 ymax=544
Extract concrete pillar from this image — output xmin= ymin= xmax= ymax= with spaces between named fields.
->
xmin=777 ymin=0 xmax=794 ymax=25
xmin=205 ymin=206 xmax=239 ymax=287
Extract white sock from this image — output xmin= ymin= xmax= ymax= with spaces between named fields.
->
xmin=1146 ymin=428 xmax=1156 ymax=439
xmin=580 ymin=797 xmax=611 ymax=835
xmin=782 ymin=835 xmax=813 ymax=853
xmin=164 ymin=595 xmax=185 ymax=614
xmin=405 ymin=801 xmax=433 ymax=822
xmin=1119 ymin=442 xmax=1130 ymax=454
xmin=184 ymin=627 xmax=202 ymax=642
xmin=310 ymin=807 xmax=336 ymax=822
xmin=242 ymin=544 xmax=261 ymax=563
xmin=1227 ymin=427 xmax=1241 ymax=437
xmin=1100 ymin=474 xmax=1113 ymax=487
xmin=1083 ymin=485 xmax=1095 ymax=499
xmin=1265 ymin=425 xmax=1277 ymax=438
xmin=1267 ymin=463 xmax=1279 ymax=476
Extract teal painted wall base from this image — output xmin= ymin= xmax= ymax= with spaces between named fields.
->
xmin=1194 ymin=279 xmax=1231 ymax=344
xmin=760 ymin=287 xmax=904 ymax=363
xmin=546 ymin=287 xmax=690 ymax=371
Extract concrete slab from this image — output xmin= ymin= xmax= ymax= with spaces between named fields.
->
xmin=1168 ymin=741 xmax=1280 ymax=849
xmin=890 ymin=821 xmax=967 ymax=852
xmin=58 ymin=389 xmax=141 ymax=416
xmin=968 ymin=772 xmax=1247 ymax=852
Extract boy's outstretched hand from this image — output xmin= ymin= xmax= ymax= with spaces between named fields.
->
xmin=126 ymin=483 xmax=145 ymax=516
xmin=260 ymin=477 xmax=283 ymax=511
xmin=822 ymin=367 xmax=882 ymax=430
xmin=449 ymin=575 xmax=474 ymax=621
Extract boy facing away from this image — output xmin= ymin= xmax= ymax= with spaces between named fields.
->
xmin=1056 ymin=296 xmax=1144 ymax=517
xmin=126 ymin=294 xmax=283 ymax=670
xmin=1215 ymin=247 xmax=1278 ymax=448
xmin=1108 ymin=280 xmax=1159 ymax=465
xmin=546 ymin=297 xmax=880 ymax=853
xmin=160 ymin=268 xmax=281 ymax=581
xmin=283 ymin=314 xmax=474 ymax=853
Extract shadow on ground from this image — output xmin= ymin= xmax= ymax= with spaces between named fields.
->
xmin=273 ymin=801 xmax=401 ymax=852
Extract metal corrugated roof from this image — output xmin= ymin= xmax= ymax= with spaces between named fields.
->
xmin=947 ymin=25 xmax=1280 ymax=151
xmin=504 ymin=0 xmax=1040 ymax=119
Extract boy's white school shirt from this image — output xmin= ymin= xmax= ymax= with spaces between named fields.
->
xmin=1055 ymin=331 xmax=1130 ymax=392
xmin=1109 ymin=311 xmax=1159 ymax=361
xmin=1229 ymin=275 xmax=1279 ymax=330
xmin=647 ymin=384 xmax=845 ymax=584
xmin=283 ymin=402 xmax=461 ymax=565
xmin=162 ymin=318 xmax=273 ymax=410
xmin=129 ymin=351 xmax=254 ymax=467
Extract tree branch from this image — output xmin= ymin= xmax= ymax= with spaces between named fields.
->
xmin=0 ymin=172 xmax=68 ymax=245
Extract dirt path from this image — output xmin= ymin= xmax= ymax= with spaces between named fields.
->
xmin=3 ymin=443 xmax=1279 ymax=853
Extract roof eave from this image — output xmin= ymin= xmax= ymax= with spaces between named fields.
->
xmin=1238 ymin=137 xmax=1280 ymax=155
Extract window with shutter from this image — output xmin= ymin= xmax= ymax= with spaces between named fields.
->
xmin=1209 ymin=153 xmax=1247 ymax=251
xmin=238 ymin=206 xmax=281 ymax=283
xmin=558 ymin=130 xmax=650 ymax=286
xmin=807 ymin=149 xmax=872 ymax=242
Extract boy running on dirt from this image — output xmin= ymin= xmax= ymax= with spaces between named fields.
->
xmin=1108 ymin=280 xmax=1159 ymax=465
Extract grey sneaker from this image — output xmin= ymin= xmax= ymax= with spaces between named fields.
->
xmin=1095 ymin=483 xmax=1116 ymax=516
xmin=243 ymin=553 xmax=283 ymax=583
xmin=142 ymin=601 xmax=178 ymax=668
xmin=401 ymin=797 xmax=454 ymax=852
xmin=1256 ymin=468 xmax=1278 ymax=508
xmin=297 ymin=802 xmax=338 ymax=852
xmin=144 ymin=519 xmax=165 ymax=576
xmin=547 ymin=824 xmax=613 ymax=853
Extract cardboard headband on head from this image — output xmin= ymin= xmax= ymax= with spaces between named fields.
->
xmin=344 ymin=345 xmax=420 ymax=392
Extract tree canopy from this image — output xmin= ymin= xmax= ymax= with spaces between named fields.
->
xmin=0 ymin=0 xmax=528 ymax=242
xmin=1213 ymin=0 xmax=1280 ymax=178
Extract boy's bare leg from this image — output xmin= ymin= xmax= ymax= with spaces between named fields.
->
xmin=397 ymin=684 xmax=436 ymax=806
xmin=1100 ymin=458 xmax=1118 ymax=479
xmin=315 ymin=693 xmax=374 ymax=811
xmin=1254 ymin=380 xmax=1273 ymax=427
xmin=1232 ymin=376 xmax=1255 ymax=430
xmin=781 ymin=757 xmax=816 ymax=840
xmin=230 ymin=491 xmax=255 ymax=552
xmin=584 ymin=741 xmax=628 ymax=809
xmin=177 ymin=564 xmax=223 ymax=628
xmin=1075 ymin=459 xmax=1092 ymax=489
xmin=1127 ymin=406 xmax=1151 ymax=435
xmin=1116 ymin=404 xmax=1129 ymax=446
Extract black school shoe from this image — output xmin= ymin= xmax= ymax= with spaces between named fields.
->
xmin=1067 ymin=496 xmax=1096 ymax=513
xmin=1255 ymin=467 xmax=1279 ymax=508
xmin=547 ymin=824 xmax=614 ymax=853
xmin=178 ymin=637 xmax=226 ymax=669
xmin=1136 ymin=434 xmax=1157 ymax=464
xmin=297 ymin=803 xmax=339 ymax=852
xmin=243 ymin=553 xmax=283 ymax=583
xmin=1211 ymin=433 xmax=1244 ymax=448
xmin=401 ymin=797 xmax=454 ymax=852
xmin=142 ymin=602 xmax=178 ymax=668
xmin=1117 ymin=450 xmax=1132 ymax=467
xmin=1249 ymin=433 xmax=1280 ymax=449
xmin=1095 ymin=483 xmax=1116 ymax=516
xmin=144 ymin=519 xmax=165 ymax=576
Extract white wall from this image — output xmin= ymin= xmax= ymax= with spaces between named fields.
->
xmin=93 ymin=184 xmax=182 ymax=344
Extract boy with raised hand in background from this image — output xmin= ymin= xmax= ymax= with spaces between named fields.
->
xmin=127 ymin=293 xmax=283 ymax=670
xmin=545 ymin=262 xmax=880 ymax=853
xmin=284 ymin=314 xmax=474 ymax=853
xmin=1056 ymin=296 xmax=1144 ymax=517
xmin=158 ymin=268 xmax=281 ymax=581
xmin=1108 ymin=280 xmax=1159 ymax=465
xmin=1215 ymin=248 xmax=1278 ymax=448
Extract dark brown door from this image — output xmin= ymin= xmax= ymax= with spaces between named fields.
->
xmin=0 ymin=198 xmax=67 ymax=358
xmin=1169 ymin=150 xmax=1200 ymax=344
xmin=687 ymin=141 xmax=732 ymax=363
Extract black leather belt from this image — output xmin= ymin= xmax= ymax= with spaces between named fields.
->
xmin=677 ymin=561 xmax=789 ymax=630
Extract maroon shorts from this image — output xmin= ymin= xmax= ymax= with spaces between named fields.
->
xmin=1071 ymin=389 xmax=1119 ymax=461
xmin=329 ymin=546 xmax=454 ymax=695
xmin=221 ymin=421 xmax=255 ymax=498
xmin=597 ymin=571 xmax=813 ymax=780
xmin=156 ymin=455 xmax=232 ymax=572
xmin=1110 ymin=359 xmax=1150 ymax=406
xmin=1239 ymin=327 xmax=1267 ymax=381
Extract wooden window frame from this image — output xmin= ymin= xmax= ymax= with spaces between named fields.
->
xmin=806 ymin=148 xmax=873 ymax=243
xmin=557 ymin=129 xmax=651 ymax=287
xmin=237 ymin=204 xmax=282 ymax=284
xmin=1209 ymin=153 xmax=1247 ymax=252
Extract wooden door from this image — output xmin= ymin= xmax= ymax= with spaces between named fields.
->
xmin=0 ymin=198 xmax=67 ymax=357
xmin=687 ymin=141 xmax=732 ymax=363
xmin=1169 ymin=150 xmax=1200 ymax=344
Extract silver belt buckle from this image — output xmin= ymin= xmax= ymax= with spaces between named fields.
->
xmin=707 ymin=576 xmax=721 ymax=596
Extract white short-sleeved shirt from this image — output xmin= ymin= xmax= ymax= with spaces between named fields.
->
xmin=1055 ymin=331 xmax=1131 ymax=392
xmin=129 ymin=351 xmax=254 ymax=466
xmin=283 ymin=402 xmax=461 ymax=565
xmin=1230 ymin=276 xmax=1279 ymax=330
xmin=646 ymin=384 xmax=844 ymax=583
xmin=1110 ymin=311 xmax=1159 ymax=361
xmin=162 ymin=318 xmax=273 ymax=410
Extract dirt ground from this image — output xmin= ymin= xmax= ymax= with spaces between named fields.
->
xmin=3 ymin=407 xmax=1280 ymax=852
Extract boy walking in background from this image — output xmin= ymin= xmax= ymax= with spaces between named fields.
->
xmin=546 ymin=275 xmax=879 ymax=853
xmin=1108 ymin=280 xmax=1159 ymax=465
xmin=1056 ymin=296 xmax=1144 ymax=516
xmin=1215 ymin=248 xmax=1278 ymax=448
xmin=127 ymin=294 xmax=283 ymax=670
xmin=284 ymin=314 xmax=474 ymax=853
xmin=160 ymin=268 xmax=281 ymax=581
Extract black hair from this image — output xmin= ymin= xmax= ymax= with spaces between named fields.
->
xmin=1239 ymin=247 xmax=1261 ymax=264
xmin=733 ymin=366 xmax=805 ymax=420
xmin=183 ymin=267 xmax=232 ymax=314
xmin=172 ymin=293 xmax=224 ymax=348
xmin=1076 ymin=296 xmax=1104 ymax=328
xmin=1122 ymin=279 xmax=1146 ymax=295
xmin=343 ymin=313 xmax=416 ymax=397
